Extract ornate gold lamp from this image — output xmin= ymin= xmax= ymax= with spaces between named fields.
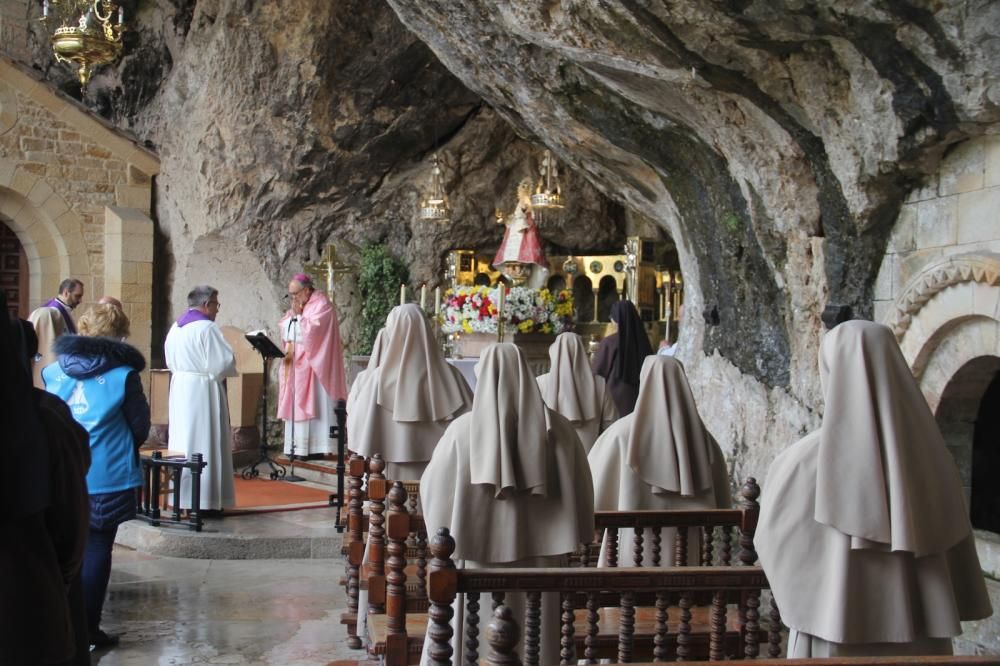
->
xmin=41 ymin=0 xmax=125 ymax=88
xmin=530 ymin=149 xmax=566 ymax=210
xmin=418 ymin=154 xmax=451 ymax=221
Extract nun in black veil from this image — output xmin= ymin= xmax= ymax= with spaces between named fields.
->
xmin=591 ymin=300 xmax=653 ymax=416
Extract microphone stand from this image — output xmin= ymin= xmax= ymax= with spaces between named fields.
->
xmin=285 ymin=315 xmax=305 ymax=482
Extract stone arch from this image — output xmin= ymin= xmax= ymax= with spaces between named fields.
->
xmin=0 ymin=160 xmax=91 ymax=309
xmin=888 ymin=253 xmax=1000 ymax=538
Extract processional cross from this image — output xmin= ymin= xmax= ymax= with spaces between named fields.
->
xmin=304 ymin=243 xmax=356 ymax=294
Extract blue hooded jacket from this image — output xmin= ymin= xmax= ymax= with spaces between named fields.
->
xmin=43 ymin=335 xmax=150 ymax=502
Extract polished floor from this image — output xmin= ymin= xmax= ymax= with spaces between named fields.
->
xmin=91 ymin=546 xmax=359 ymax=665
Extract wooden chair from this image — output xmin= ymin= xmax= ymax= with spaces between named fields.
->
xmin=426 ymin=527 xmax=781 ymax=665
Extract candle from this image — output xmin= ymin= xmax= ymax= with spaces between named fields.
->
xmin=43 ymin=0 xmax=49 ymax=18
xmin=420 ymin=284 xmax=427 ymax=311
xmin=434 ymin=286 xmax=441 ymax=315
xmin=118 ymin=5 xmax=124 ymax=23
xmin=497 ymin=286 xmax=505 ymax=341
xmin=400 ymin=283 xmax=406 ymax=306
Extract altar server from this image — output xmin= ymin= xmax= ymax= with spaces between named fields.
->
xmin=589 ymin=355 xmax=730 ymax=565
xmin=28 ymin=304 xmax=65 ymax=388
xmin=348 ymin=303 xmax=472 ymax=480
xmin=592 ymin=299 xmax=653 ymax=416
xmin=757 ymin=320 xmax=991 ymax=657
xmin=536 ymin=332 xmax=618 ymax=452
xmin=420 ymin=343 xmax=594 ymax=665
xmin=165 ymin=285 xmax=237 ymax=512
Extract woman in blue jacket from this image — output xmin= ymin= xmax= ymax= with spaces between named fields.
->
xmin=43 ymin=302 xmax=150 ymax=649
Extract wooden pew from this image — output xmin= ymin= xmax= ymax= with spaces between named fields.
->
xmin=425 ymin=527 xmax=779 ymax=665
xmin=367 ymin=480 xmax=765 ymax=664
xmin=340 ymin=453 xmax=427 ymax=649
xmin=475 ymin=603 xmax=1000 ymax=666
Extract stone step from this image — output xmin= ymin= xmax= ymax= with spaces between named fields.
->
xmin=116 ymin=506 xmax=345 ymax=559
xmin=272 ymin=455 xmax=346 ymax=489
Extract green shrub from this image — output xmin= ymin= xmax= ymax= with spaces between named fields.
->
xmin=357 ymin=243 xmax=409 ymax=354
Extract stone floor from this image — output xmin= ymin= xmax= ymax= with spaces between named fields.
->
xmin=90 ymin=544 xmax=359 ymax=664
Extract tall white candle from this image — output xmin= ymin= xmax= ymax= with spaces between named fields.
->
xmin=434 ymin=286 xmax=441 ymax=315
xmin=400 ymin=283 xmax=406 ymax=306
xmin=420 ymin=284 xmax=427 ymax=311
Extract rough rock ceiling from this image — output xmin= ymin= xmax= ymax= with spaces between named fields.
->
xmin=385 ymin=0 xmax=999 ymax=388
xmin=20 ymin=0 xmax=999 ymax=392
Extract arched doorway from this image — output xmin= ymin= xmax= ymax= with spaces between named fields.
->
xmin=934 ymin=356 xmax=1000 ymax=531
xmin=0 ymin=219 xmax=28 ymax=318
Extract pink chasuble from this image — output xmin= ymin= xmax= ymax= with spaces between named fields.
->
xmin=277 ymin=291 xmax=347 ymax=421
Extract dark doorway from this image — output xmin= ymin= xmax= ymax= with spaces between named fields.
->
xmin=971 ymin=369 xmax=1000 ymax=532
xmin=0 ymin=221 xmax=28 ymax=319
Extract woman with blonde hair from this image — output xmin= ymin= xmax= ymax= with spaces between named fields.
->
xmin=43 ymin=302 xmax=149 ymax=649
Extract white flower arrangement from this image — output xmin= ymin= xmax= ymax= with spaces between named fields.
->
xmin=440 ymin=286 xmax=573 ymax=335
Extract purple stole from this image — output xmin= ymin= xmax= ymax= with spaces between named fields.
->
xmin=44 ymin=297 xmax=76 ymax=334
xmin=177 ymin=309 xmax=211 ymax=327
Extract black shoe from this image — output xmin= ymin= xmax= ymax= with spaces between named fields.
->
xmin=89 ymin=629 xmax=119 ymax=648
xmin=200 ymin=509 xmax=225 ymax=518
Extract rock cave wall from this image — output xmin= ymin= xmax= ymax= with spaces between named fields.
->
xmin=384 ymin=0 xmax=1000 ymax=480
xmin=3 ymin=0 xmax=999 ymax=484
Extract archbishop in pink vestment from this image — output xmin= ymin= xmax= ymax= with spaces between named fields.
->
xmin=278 ymin=286 xmax=347 ymax=456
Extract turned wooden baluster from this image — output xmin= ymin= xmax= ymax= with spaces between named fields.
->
xmin=608 ymin=527 xmax=619 ymax=568
xmin=427 ymin=528 xmax=456 ymax=666
xmin=702 ymin=526 xmax=714 ymax=566
xmin=465 ymin=592 xmax=481 ymax=666
xmin=709 ymin=590 xmax=726 ymax=661
xmin=345 ymin=453 xmax=365 ymax=649
xmin=653 ymin=591 xmax=669 ymax=662
xmin=720 ymin=525 xmax=733 ymax=566
xmin=633 ymin=528 xmax=644 ymax=567
xmin=674 ymin=526 xmax=689 ymax=566
xmin=367 ymin=455 xmax=387 ymax=615
xmin=486 ymin=605 xmax=521 ymax=666
xmin=768 ymin=595 xmax=783 ymax=658
xmin=618 ymin=591 xmax=635 ymax=663
xmin=405 ymin=480 xmax=419 ymax=548
xmin=560 ymin=592 xmax=576 ymax=664
xmin=416 ymin=527 xmax=428 ymax=598
xmin=584 ymin=591 xmax=599 ymax=664
xmin=744 ymin=590 xmax=761 ymax=659
xmin=385 ymin=482 xmax=408 ymax=648
xmin=524 ymin=590 xmax=541 ymax=666
xmin=738 ymin=477 xmax=760 ymax=566
xmin=676 ymin=591 xmax=692 ymax=661
xmin=737 ymin=478 xmax=761 ymax=642
xmin=652 ymin=526 xmax=662 ymax=566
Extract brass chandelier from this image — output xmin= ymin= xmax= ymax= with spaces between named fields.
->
xmin=530 ymin=149 xmax=566 ymax=210
xmin=418 ymin=154 xmax=451 ymax=222
xmin=42 ymin=0 xmax=126 ymax=88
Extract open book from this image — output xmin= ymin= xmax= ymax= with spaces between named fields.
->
xmin=245 ymin=330 xmax=284 ymax=359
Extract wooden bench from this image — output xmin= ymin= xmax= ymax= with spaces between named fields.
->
xmin=425 ymin=527 xmax=780 ymax=665
xmin=367 ymin=480 xmax=765 ymax=664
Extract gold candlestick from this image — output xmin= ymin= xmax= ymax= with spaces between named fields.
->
xmin=496 ymin=286 xmax=506 ymax=341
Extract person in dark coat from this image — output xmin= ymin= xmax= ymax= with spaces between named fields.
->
xmin=591 ymin=300 xmax=653 ymax=416
xmin=43 ymin=303 xmax=150 ymax=649
xmin=2 ymin=294 xmax=91 ymax=665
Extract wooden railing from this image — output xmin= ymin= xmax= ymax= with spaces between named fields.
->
xmin=136 ymin=451 xmax=207 ymax=532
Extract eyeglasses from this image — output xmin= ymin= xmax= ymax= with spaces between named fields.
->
xmin=206 ymin=300 xmax=221 ymax=309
